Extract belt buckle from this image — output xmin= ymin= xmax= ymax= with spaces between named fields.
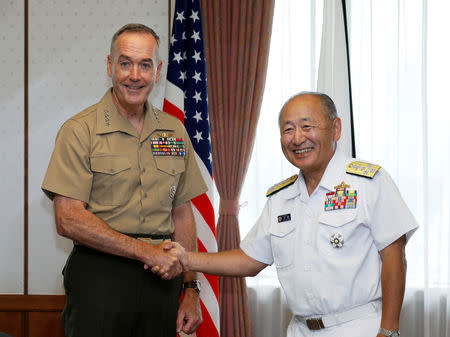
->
xmin=306 ymin=318 xmax=325 ymax=330
xmin=137 ymin=237 xmax=152 ymax=244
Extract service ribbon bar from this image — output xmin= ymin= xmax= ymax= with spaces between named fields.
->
xmin=150 ymin=137 xmax=186 ymax=156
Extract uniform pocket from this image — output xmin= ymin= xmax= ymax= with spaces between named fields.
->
xmin=154 ymin=156 xmax=186 ymax=207
xmin=318 ymin=209 xmax=358 ymax=255
xmin=269 ymin=221 xmax=297 ymax=269
xmin=90 ymin=155 xmax=132 ymax=206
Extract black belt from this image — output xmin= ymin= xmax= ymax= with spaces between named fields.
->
xmin=122 ymin=233 xmax=173 ymax=240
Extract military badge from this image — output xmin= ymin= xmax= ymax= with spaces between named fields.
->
xmin=151 ymin=137 xmax=186 ymax=156
xmin=266 ymin=174 xmax=298 ymax=197
xmin=324 ymin=181 xmax=357 ymax=211
xmin=346 ymin=161 xmax=381 ymax=179
xmin=169 ymin=185 xmax=177 ymax=199
xmin=330 ymin=233 xmax=344 ymax=248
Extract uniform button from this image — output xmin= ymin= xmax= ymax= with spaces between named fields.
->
xmin=304 ymin=265 xmax=311 ymax=272
xmin=109 ymin=168 xmax=114 ymax=173
xmin=305 ymin=239 xmax=312 ymax=245
xmin=142 ymin=167 xmax=146 ymax=173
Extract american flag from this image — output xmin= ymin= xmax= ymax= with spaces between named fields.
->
xmin=163 ymin=0 xmax=220 ymax=336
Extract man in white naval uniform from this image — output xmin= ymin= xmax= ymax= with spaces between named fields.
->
xmin=156 ymin=92 xmax=418 ymax=337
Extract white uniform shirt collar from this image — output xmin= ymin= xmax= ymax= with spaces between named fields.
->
xmin=318 ymin=148 xmax=348 ymax=192
xmin=278 ymin=148 xmax=349 ymax=201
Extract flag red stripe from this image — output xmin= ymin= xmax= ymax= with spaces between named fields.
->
xmin=163 ymin=98 xmax=185 ymax=124
xmin=197 ymin=241 xmax=220 ymax=301
xmin=191 ymin=194 xmax=215 ymax=232
xmin=197 ymin=300 xmax=220 ymax=337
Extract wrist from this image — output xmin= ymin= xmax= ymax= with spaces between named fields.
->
xmin=182 ymin=279 xmax=201 ymax=295
xmin=378 ymin=328 xmax=400 ymax=337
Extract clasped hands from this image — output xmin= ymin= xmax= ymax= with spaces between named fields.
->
xmin=144 ymin=241 xmax=189 ymax=280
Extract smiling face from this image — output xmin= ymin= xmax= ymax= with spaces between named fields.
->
xmin=279 ymin=94 xmax=341 ymax=177
xmin=107 ymin=32 xmax=162 ymax=111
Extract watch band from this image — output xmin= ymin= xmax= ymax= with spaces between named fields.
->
xmin=379 ymin=328 xmax=400 ymax=337
xmin=183 ymin=280 xmax=200 ymax=294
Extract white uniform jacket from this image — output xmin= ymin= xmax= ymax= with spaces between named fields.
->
xmin=241 ymin=149 xmax=418 ymax=318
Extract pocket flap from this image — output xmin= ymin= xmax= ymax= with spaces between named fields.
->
xmin=269 ymin=221 xmax=296 ymax=237
xmin=154 ymin=157 xmax=185 ymax=176
xmin=318 ymin=209 xmax=357 ymax=227
xmin=90 ymin=155 xmax=131 ymax=175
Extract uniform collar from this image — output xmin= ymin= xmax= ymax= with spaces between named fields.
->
xmin=96 ymin=89 xmax=158 ymax=141
xmin=318 ymin=148 xmax=349 ymax=192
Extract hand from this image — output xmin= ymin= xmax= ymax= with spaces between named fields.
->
xmin=176 ymin=289 xmax=203 ymax=334
xmin=147 ymin=241 xmax=189 ymax=277
xmin=144 ymin=241 xmax=183 ymax=280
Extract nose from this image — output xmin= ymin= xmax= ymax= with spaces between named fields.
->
xmin=129 ymin=64 xmax=140 ymax=81
xmin=292 ymin=128 xmax=306 ymax=145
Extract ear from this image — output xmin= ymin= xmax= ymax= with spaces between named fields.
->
xmin=107 ymin=54 xmax=112 ymax=78
xmin=155 ymin=59 xmax=163 ymax=83
xmin=332 ymin=117 xmax=342 ymax=142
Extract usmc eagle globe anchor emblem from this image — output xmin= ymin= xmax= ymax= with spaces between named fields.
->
xmin=330 ymin=233 xmax=344 ymax=248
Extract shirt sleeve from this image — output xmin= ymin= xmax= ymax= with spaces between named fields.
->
xmin=240 ymin=200 xmax=274 ymax=265
xmin=172 ymin=127 xmax=208 ymax=207
xmin=41 ymin=119 xmax=93 ymax=203
xmin=368 ymin=169 xmax=419 ymax=251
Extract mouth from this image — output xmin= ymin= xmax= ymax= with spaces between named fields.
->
xmin=123 ymin=84 xmax=146 ymax=92
xmin=294 ymin=148 xmax=313 ymax=155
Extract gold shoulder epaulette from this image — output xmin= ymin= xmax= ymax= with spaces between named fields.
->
xmin=266 ymin=174 xmax=298 ymax=197
xmin=346 ymin=161 xmax=381 ymax=179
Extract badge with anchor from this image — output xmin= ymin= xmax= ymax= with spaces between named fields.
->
xmin=330 ymin=233 xmax=344 ymax=248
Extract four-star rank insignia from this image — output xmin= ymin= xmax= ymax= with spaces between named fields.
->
xmin=324 ymin=181 xmax=357 ymax=211
xmin=151 ymin=135 xmax=186 ymax=156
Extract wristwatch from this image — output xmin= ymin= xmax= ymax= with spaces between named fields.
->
xmin=183 ymin=280 xmax=201 ymax=294
xmin=379 ymin=328 xmax=400 ymax=337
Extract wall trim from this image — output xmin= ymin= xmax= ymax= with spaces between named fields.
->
xmin=0 ymin=295 xmax=65 ymax=312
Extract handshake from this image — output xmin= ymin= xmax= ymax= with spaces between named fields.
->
xmin=144 ymin=241 xmax=191 ymax=280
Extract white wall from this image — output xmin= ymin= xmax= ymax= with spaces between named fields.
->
xmin=0 ymin=0 xmax=169 ymax=295
xmin=0 ymin=1 xmax=25 ymax=294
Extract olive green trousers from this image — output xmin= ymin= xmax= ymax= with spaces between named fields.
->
xmin=62 ymin=245 xmax=182 ymax=337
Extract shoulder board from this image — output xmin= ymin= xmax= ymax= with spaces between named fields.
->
xmin=266 ymin=174 xmax=298 ymax=197
xmin=346 ymin=161 xmax=381 ymax=179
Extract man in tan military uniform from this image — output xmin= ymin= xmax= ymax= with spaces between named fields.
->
xmin=42 ymin=23 xmax=207 ymax=337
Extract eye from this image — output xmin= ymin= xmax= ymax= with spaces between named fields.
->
xmin=282 ymin=127 xmax=294 ymax=134
xmin=120 ymin=61 xmax=131 ymax=68
xmin=140 ymin=63 xmax=152 ymax=70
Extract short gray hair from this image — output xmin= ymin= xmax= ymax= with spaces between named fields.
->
xmin=110 ymin=23 xmax=160 ymax=56
xmin=278 ymin=91 xmax=338 ymax=126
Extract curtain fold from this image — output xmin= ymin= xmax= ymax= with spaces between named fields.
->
xmin=200 ymin=0 xmax=275 ymax=336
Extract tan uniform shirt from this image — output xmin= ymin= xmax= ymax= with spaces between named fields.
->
xmin=42 ymin=89 xmax=207 ymax=234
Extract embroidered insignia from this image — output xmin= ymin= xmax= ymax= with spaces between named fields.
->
xmin=150 ymin=137 xmax=186 ymax=156
xmin=330 ymin=233 xmax=344 ymax=248
xmin=158 ymin=132 xmax=173 ymax=138
xmin=104 ymin=109 xmax=111 ymax=126
xmin=277 ymin=214 xmax=291 ymax=223
xmin=346 ymin=161 xmax=381 ymax=179
xmin=324 ymin=181 xmax=357 ymax=211
xmin=169 ymin=185 xmax=176 ymax=199
xmin=266 ymin=174 xmax=299 ymax=197
xmin=152 ymin=106 xmax=160 ymax=123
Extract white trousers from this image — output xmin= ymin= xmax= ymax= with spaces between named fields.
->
xmin=286 ymin=311 xmax=381 ymax=337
